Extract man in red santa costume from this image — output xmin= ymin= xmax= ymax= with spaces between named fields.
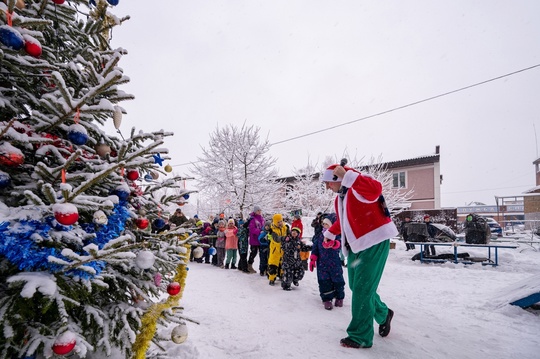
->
xmin=321 ymin=163 xmax=398 ymax=349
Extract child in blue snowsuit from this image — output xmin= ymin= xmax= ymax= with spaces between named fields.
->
xmin=310 ymin=215 xmax=345 ymax=310
xmin=258 ymin=222 xmax=271 ymax=276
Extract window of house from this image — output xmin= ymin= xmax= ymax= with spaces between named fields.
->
xmin=392 ymin=172 xmax=406 ymax=188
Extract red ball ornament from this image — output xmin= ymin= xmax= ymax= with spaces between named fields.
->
xmin=53 ymin=203 xmax=79 ymax=226
xmin=23 ymin=35 xmax=42 ymax=58
xmin=52 ymin=340 xmax=75 ymax=355
xmin=52 ymin=0 xmax=65 ymax=4
xmin=0 ymin=152 xmax=24 ymax=167
xmin=126 ymin=170 xmax=139 ymax=181
xmin=52 ymin=332 xmax=76 ymax=355
xmin=135 ymin=218 xmax=149 ymax=230
xmin=167 ymin=282 xmax=181 ymax=296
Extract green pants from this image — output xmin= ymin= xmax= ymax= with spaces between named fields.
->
xmin=346 ymin=240 xmax=390 ymax=347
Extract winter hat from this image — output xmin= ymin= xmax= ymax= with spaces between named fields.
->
xmin=193 ymin=214 xmax=199 ymax=219
xmin=228 ymin=218 xmax=235 ymax=225
xmin=196 ymin=220 xmax=203 ymax=227
xmin=253 ymin=205 xmax=261 ymax=212
xmin=272 ymin=213 xmax=283 ymax=225
xmin=424 ymin=215 xmax=430 ymax=220
xmin=322 ymin=218 xmax=332 ymax=227
xmin=291 ymin=227 xmax=301 ymax=234
xmin=321 ymin=164 xmax=353 ymax=182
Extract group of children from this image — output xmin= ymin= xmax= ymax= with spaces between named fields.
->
xmin=191 ymin=212 xmax=346 ymax=310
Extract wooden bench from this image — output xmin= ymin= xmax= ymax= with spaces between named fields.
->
xmin=406 ymin=242 xmax=518 ymax=266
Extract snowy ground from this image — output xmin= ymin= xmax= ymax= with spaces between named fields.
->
xmin=159 ymin=233 xmax=540 ymax=359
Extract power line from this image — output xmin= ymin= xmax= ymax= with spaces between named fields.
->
xmin=270 ymin=63 xmax=540 ymax=146
xmin=171 ymin=63 xmax=540 ymax=166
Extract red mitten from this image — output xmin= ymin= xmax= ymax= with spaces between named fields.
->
xmin=332 ymin=240 xmax=341 ymax=250
xmin=322 ymin=240 xmax=334 ymax=249
xmin=309 ymin=254 xmax=318 ymax=272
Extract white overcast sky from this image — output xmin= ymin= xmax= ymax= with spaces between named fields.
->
xmin=106 ymin=0 xmax=540 ymax=208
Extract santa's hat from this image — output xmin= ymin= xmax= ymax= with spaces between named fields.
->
xmin=321 ymin=164 xmax=353 ymax=182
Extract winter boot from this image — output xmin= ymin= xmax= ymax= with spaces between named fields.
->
xmin=247 ymin=264 xmax=256 ymax=273
xmin=269 ymin=280 xmax=275 ymax=286
xmin=379 ymin=309 xmax=394 ymax=337
xmin=231 ymin=264 xmax=237 ymax=269
xmin=340 ymin=337 xmax=371 ymax=349
xmin=224 ymin=263 xmax=229 ymax=269
xmin=293 ymin=280 xmax=299 ymax=286
xmin=324 ymin=301 xmax=333 ymax=310
xmin=335 ymin=299 xmax=343 ymax=307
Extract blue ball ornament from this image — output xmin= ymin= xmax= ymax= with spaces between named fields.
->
xmin=153 ymin=218 xmax=166 ymax=230
xmin=67 ymin=124 xmax=89 ymax=146
xmin=107 ymin=0 xmax=119 ymax=5
xmin=208 ymin=246 xmax=217 ymax=256
xmin=183 ymin=194 xmax=190 ymax=200
xmin=0 ymin=25 xmax=24 ymax=50
xmin=144 ymin=173 xmax=153 ymax=182
xmin=113 ymin=187 xmax=130 ymax=201
xmin=0 ymin=171 xmax=10 ymax=188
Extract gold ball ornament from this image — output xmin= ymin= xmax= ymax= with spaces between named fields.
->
xmin=2 ymin=0 xmax=25 ymax=9
xmin=171 ymin=323 xmax=188 ymax=344
xmin=192 ymin=246 xmax=204 ymax=259
xmin=95 ymin=143 xmax=111 ymax=158
xmin=112 ymin=106 xmax=122 ymax=130
xmin=164 ymin=164 xmax=172 ymax=173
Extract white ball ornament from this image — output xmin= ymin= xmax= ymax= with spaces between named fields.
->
xmin=171 ymin=323 xmax=188 ymax=344
xmin=113 ymin=106 xmax=122 ymax=129
xmin=192 ymin=246 xmax=204 ymax=259
xmin=134 ymin=250 xmax=155 ymax=270
xmin=93 ymin=210 xmax=108 ymax=225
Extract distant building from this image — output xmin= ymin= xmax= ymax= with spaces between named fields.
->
xmin=279 ymin=146 xmax=442 ymax=211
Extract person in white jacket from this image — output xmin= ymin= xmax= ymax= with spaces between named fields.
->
xmin=321 ymin=163 xmax=398 ymax=349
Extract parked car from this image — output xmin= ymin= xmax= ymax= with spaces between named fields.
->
xmin=484 ymin=217 xmax=502 ymax=236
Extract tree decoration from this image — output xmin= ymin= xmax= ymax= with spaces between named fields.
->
xmin=208 ymin=246 xmax=217 ymax=256
xmin=0 ymin=170 xmax=11 ymax=188
xmin=167 ymin=282 xmax=181 ymax=296
xmin=153 ymin=272 xmax=162 ymax=286
xmin=0 ymin=25 xmax=24 ymax=50
xmin=113 ymin=183 xmax=130 ymax=201
xmin=107 ymin=0 xmax=119 ymax=6
xmin=192 ymin=246 xmax=204 ymax=259
xmin=171 ymin=322 xmax=188 ymax=344
xmin=183 ymin=193 xmax=190 ymax=200
xmin=53 ymin=203 xmax=79 ymax=226
xmin=134 ymin=250 xmax=155 ymax=270
xmin=143 ymin=173 xmax=153 ymax=182
xmin=2 ymin=0 xmax=27 ymax=10
xmin=67 ymin=124 xmax=89 ymax=145
xmin=152 ymin=153 xmax=164 ymax=166
xmin=126 ymin=170 xmax=139 ymax=181
xmin=112 ymin=105 xmax=122 ymax=129
xmin=164 ymin=164 xmax=172 ymax=173
xmin=52 ymin=0 xmax=65 ymax=4
xmin=93 ymin=210 xmax=108 ymax=225
xmin=150 ymin=171 xmax=159 ymax=180
xmin=135 ymin=217 xmax=149 ymax=230
xmin=22 ymin=34 xmax=42 ymax=57
xmin=51 ymin=331 xmax=76 ymax=355
xmin=95 ymin=143 xmax=111 ymax=157
xmin=0 ymin=143 xmax=24 ymax=166
xmin=152 ymin=218 xmax=166 ymax=230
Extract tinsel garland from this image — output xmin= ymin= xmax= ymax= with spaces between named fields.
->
xmin=131 ymin=241 xmax=190 ymax=359
xmin=0 ymin=204 xmax=131 ymax=279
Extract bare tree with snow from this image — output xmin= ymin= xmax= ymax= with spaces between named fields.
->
xmin=191 ymin=124 xmax=281 ymax=218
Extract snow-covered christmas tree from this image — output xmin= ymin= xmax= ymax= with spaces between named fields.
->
xmin=0 ymin=1 xmax=196 ymax=358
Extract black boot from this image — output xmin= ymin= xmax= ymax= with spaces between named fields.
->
xmin=224 ymin=263 xmax=229 ymax=269
xmin=231 ymin=264 xmax=237 ymax=269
